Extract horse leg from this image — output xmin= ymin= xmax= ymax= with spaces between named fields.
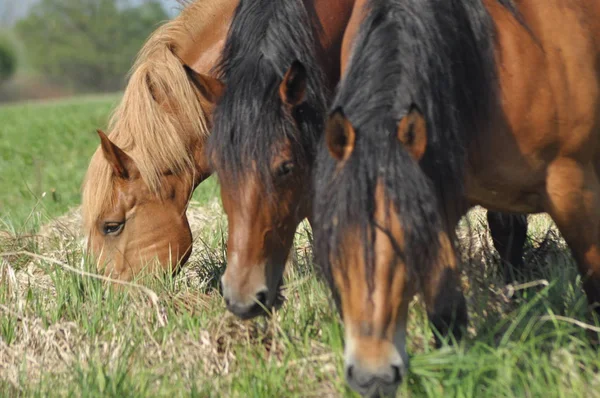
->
xmin=545 ymin=159 xmax=600 ymax=312
xmin=420 ymin=230 xmax=468 ymax=347
xmin=486 ymin=211 xmax=528 ymax=284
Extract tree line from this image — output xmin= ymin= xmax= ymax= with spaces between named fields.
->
xmin=1 ymin=0 xmax=170 ymax=92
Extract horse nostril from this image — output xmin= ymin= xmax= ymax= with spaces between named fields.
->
xmin=224 ymin=297 xmax=231 ymax=307
xmin=391 ymin=365 xmax=402 ymax=384
xmin=256 ymin=290 xmax=268 ymax=307
xmin=346 ymin=365 xmax=354 ymax=381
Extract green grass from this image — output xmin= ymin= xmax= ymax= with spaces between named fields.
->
xmin=0 ymin=95 xmax=118 ymax=227
xmin=0 ymin=94 xmax=218 ymax=230
xmin=1 ymin=96 xmax=600 ymax=397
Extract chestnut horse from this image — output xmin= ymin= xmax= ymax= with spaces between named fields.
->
xmin=188 ymin=0 xmax=527 ymax=319
xmin=82 ymin=0 xmax=233 ymax=281
xmin=314 ymin=0 xmax=600 ymax=396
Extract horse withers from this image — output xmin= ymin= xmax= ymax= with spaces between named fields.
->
xmin=82 ymin=0 xmax=234 ymax=281
xmin=314 ymin=0 xmax=600 ymax=396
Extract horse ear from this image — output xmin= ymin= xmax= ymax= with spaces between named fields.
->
xmin=184 ymin=65 xmax=224 ymax=104
xmin=279 ymin=60 xmax=307 ymax=107
xmin=97 ymin=130 xmax=138 ymax=179
xmin=326 ymin=108 xmax=355 ymax=162
xmin=397 ymin=104 xmax=427 ymax=160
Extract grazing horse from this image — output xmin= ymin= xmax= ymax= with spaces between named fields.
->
xmin=314 ymin=0 xmax=600 ymax=396
xmin=189 ymin=0 xmax=526 ymax=319
xmin=183 ymin=0 xmax=356 ymax=318
xmin=81 ymin=0 xmax=234 ymax=281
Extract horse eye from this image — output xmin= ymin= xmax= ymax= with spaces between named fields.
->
xmin=276 ymin=161 xmax=295 ymax=177
xmin=103 ymin=222 xmax=125 ymax=236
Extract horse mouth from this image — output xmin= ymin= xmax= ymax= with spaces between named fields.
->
xmin=228 ymin=280 xmax=287 ymax=320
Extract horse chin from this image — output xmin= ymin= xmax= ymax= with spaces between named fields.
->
xmin=230 ymin=294 xmax=285 ymax=320
xmin=225 ymin=277 xmax=286 ymax=320
xmin=252 ymin=278 xmax=286 ymax=319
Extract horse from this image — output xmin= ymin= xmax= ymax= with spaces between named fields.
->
xmin=178 ymin=0 xmax=355 ymax=318
xmin=313 ymin=0 xmax=600 ymax=396
xmin=81 ymin=0 xmax=235 ymax=281
xmin=186 ymin=0 xmax=528 ymax=320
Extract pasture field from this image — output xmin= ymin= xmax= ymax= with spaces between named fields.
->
xmin=1 ymin=97 xmax=600 ymax=397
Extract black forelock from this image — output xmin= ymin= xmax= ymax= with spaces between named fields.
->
xmin=208 ymin=0 xmax=328 ymax=189
xmin=335 ymin=0 xmax=519 ymax=208
xmin=313 ymin=122 xmax=442 ymax=301
xmin=314 ymin=0 xmax=521 ymax=293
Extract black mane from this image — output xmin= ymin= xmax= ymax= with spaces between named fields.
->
xmin=209 ymin=0 xmax=327 ymax=187
xmin=338 ymin=0 xmax=520 ymax=205
xmin=314 ymin=0 xmax=520 ymax=292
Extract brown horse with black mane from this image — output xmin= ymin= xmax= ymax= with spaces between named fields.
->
xmin=182 ymin=0 xmax=356 ymax=318
xmin=314 ymin=0 xmax=600 ymax=396
xmin=82 ymin=0 xmax=233 ymax=281
xmin=186 ymin=0 xmax=527 ymax=320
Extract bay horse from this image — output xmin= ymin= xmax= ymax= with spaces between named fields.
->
xmin=188 ymin=0 xmax=527 ymax=320
xmin=314 ymin=0 xmax=600 ymax=396
xmin=81 ymin=0 xmax=233 ymax=281
xmin=187 ymin=0 xmax=356 ymax=318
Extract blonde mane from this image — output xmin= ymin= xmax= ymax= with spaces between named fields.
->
xmin=82 ymin=0 xmax=218 ymax=232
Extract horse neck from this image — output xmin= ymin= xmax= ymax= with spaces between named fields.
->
xmin=309 ymin=0 xmax=356 ymax=92
xmin=175 ymin=0 xmax=238 ymax=75
xmin=165 ymin=0 xmax=239 ymax=185
xmin=340 ymin=0 xmax=369 ymax=76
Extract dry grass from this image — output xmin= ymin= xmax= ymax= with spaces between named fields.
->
xmin=1 ymin=202 xmax=599 ymax=397
xmin=0 ymin=201 xmax=343 ymax=396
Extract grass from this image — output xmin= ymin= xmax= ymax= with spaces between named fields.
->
xmin=0 ymin=94 xmax=219 ymax=229
xmin=1 ymin=96 xmax=600 ymax=397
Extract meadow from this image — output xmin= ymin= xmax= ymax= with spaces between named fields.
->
xmin=1 ymin=96 xmax=599 ymax=397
